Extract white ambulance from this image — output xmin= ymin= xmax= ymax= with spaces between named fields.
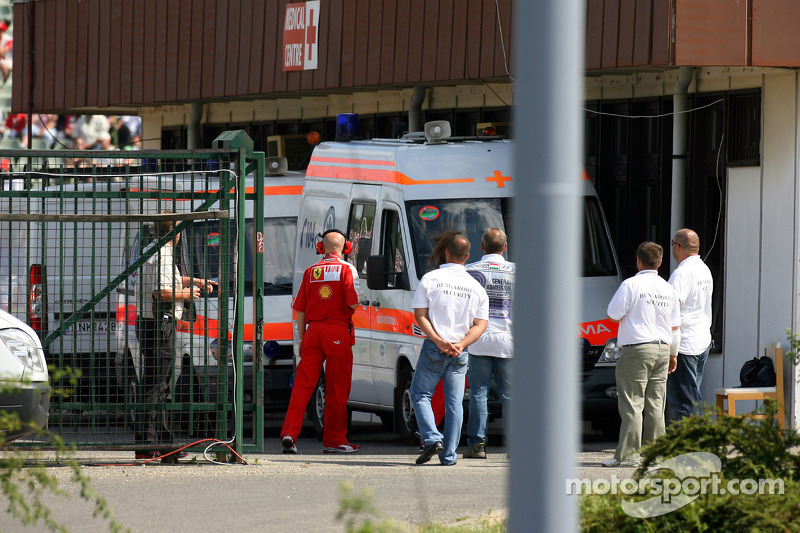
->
xmin=114 ymin=167 xmax=304 ymax=417
xmin=0 ymin=180 xmax=130 ymax=405
xmin=293 ymin=120 xmax=623 ymax=441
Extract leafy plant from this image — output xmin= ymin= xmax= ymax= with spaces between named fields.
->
xmin=0 ymin=375 xmax=129 ymax=532
xmin=337 ymin=481 xmax=409 ymax=533
xmin=581 ymin=408 xmax=800 ymax=532
xmin=336 ymin=482 xmax=506 ymax=533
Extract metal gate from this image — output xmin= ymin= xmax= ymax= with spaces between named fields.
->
xmin=0 ymin=131 xmax=266 ymax=457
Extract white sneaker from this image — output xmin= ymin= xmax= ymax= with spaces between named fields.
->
xmin=602 ymin=457 xmax=637 ymax=467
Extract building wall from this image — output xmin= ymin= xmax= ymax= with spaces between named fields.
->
xmin=12 ymin=0 xmax=514 ymax=113
xmin=588 ymin=67 xmax=800 ymax=427
xmin=137 ymin=83 xmax=512 ymax=149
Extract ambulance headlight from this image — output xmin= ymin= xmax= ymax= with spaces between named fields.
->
xmin=264 ymin=340 xmax=280 ymax=359
xmin=596 ymin=338 xmax=621 ymax=367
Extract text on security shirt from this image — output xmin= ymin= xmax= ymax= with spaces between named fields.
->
xmin=411 ymin=263 xmax=489 ymax=344
xmin=607 ymin=270 xmax=680 ymax=346
xmin=668 ymin=255 xmax=713 ymax=355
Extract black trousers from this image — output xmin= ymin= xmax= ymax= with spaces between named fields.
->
xmin=136 ymin=315 xmax=175 ymax=444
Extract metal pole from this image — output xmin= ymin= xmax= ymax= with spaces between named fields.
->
xmin=670 ymin=67 xmax=694 ymax=269
xmin=509 ymin=0 xmax=584 ymax=532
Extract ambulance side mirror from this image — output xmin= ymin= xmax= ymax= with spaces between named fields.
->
xmin=366 ymin=255 xmax=408 ymax=290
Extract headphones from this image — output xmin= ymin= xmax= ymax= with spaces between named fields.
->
xmin=316 ymin=228 xmax=353 ymax=255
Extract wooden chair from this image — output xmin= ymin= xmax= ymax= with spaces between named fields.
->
xmin=715 ymin=342 xmax=785 ymax=430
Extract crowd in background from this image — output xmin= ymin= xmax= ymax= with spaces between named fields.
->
xmin=1 ymin=114 xmax=142 ymax=151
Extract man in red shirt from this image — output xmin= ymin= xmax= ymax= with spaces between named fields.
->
xmin=281 ymin=229 xmax=361 ymax=454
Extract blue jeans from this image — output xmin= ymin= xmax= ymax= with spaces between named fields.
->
xmin=666 ymin=343 xmax=711 ymax=422
xmin=410 ymin=339 xmax=468 ymax=465
xmin=467 ymin=354 xmax=512 ymax=447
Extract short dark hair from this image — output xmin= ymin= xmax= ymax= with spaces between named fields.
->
xmin=637 ymin=241 xmax=662 ymax=269
xmin=481 ymin=227 xmax=507 ymax=254
xmin=157 ymin=211 xmax=175 ymax=239
xmin=429 ymin=230 xmax=469 ymax=267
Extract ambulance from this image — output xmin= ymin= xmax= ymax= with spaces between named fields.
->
xmin=293 ymin=118 xmax=623 ymax=441
xmin=0 ymin=180 xmax=130 ymax=404
xmin=114 ymin=166 xmax=304 ymax=416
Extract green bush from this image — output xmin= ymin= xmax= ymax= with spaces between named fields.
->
xmin=581 ymin=408 xmax=800 ymax=532
xmin=581 ymin=478 xmax=800 ymax=532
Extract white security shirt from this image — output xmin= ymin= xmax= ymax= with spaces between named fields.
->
xmin=138 ymin=241 xmax=183 ymax=320
xmin=465 ymin=254 xmax=514 ymax=358
xmin=607 ymin=270 xmax=680 ymax=346
xmin=668 ymin=254 xmax=713 ymax=355
xmin=411 ymin=263 xmax=489 ymax=344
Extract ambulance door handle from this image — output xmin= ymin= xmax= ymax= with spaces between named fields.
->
xmin=360 ymin=299 xmax=370 ymax=306
xmin=371 ymin=301 xmax=381 ymax=308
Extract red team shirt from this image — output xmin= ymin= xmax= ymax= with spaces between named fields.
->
xmin=293 ymin=254 xmax=359 ymax=322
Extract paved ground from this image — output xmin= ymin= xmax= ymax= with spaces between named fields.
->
xmin=0 ymin=418 xmax=619 ymax=532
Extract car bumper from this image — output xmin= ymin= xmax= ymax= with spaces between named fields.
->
xmin=0 ymin=381 xmax=51 ymax=441
xmin=582 ymin=365 xmax=618 ymax=420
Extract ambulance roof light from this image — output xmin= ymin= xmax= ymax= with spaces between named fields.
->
xmin=335 ymin=113 xmax=361 ymax=142
xmin=424 ymin=120 xmax=451 ymax=144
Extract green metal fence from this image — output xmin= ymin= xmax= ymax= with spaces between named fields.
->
xmin=0 ymin=131 xmax=265 ymax=458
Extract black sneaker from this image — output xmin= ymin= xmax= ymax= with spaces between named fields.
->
xmin=463 ymin=443 xmax=487 ymax=459
xmin=282 ymin=435 xmax=297 ymax=454
xmin=416 ymin=441 xmax=443 ymax=465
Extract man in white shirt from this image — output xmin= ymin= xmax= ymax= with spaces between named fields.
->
xmin=604 ymin=242 xmax=680 ymax=467
xmin=410 ymin=231 xmax=489 ymax=466
xmin=135 ymin=216 xmax=216 ymax=460
xmin=463 ymin=228 xmax=514 ymax=459
xmin=666 ymin=228 xmax=713 ymax=422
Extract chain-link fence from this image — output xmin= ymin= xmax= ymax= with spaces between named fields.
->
xmin=0 ymin=133 xmax=265 ymax=457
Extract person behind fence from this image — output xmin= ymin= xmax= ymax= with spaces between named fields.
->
xmin=665 ymin=228 xmax=714 ymax=422
xmin=134 ymin=216 xmax=217 ymax=460
xmin=280 ymin=229 xmax=361 ymax=454
xmin=603 ymin=241 xmax=680 ymax=468
xmin=411 ymin=231 xmax=488 ymax=466
xmin=463 ymin=227 xmax=514 ymax=460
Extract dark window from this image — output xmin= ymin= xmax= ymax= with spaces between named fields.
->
xmin=726 ymin=91 xmax=761 ymax=166
xmin=345 ymin=202 xmax=376 ymax=276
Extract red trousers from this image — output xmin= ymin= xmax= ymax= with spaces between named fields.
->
xmin=280 ymin=322 xmax=353 ymax=448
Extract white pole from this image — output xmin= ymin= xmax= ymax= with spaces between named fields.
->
xmin=509 ymin=0 xmax=584 ymax=532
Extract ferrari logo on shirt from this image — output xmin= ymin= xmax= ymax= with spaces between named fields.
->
xmin=319 ymin=284 xmax=333 ymax=299
xmin=311 ymin=264 xmax=342 ymax=282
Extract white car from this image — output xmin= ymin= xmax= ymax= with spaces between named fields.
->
xmin=0 ymin=309 xmax=50 ymax=442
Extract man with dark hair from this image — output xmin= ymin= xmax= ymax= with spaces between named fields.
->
xmin=603 ymin=241 xmax=680 ymax=467
xmin=410 ymin=231 xmax=489 ymax=466
xmin=463 ymin=227 xmax=514 ymax=459
xmin=280 ymin=229 xmax=361 ymax=454
xmin=135 ymin=215 xmax=216 ymax=460
xmin=666 ymin=228 xmax=713 ymax=422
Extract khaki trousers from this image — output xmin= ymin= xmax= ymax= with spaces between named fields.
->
xmin=614 ymin=342 xmax=670 ymax=462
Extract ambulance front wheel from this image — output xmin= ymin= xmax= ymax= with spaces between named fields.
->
xmin=395 ymin=365 xmax=419 ymax=445
xmin=307 ymin=372 xmax=352 ymax=441
xmin=308 ymin=374 xmax=325 ymax=441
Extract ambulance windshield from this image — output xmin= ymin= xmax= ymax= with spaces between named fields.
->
xmin=406 ymin=197 xmax=617 ymax=279
xmin=406 ymin=198 xmax=511 ymax=279
xmin=185 ymin=217 xmax=297 ymax=295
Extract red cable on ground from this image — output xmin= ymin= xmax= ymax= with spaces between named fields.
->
xmin=85 ymin=438 xmax=249 ymax=467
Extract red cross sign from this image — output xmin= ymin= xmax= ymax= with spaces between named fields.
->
xmin=486 ymin=170 xmax=512 ymax=187
xmin=283 ymin=1 xmax=320 ymax=71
